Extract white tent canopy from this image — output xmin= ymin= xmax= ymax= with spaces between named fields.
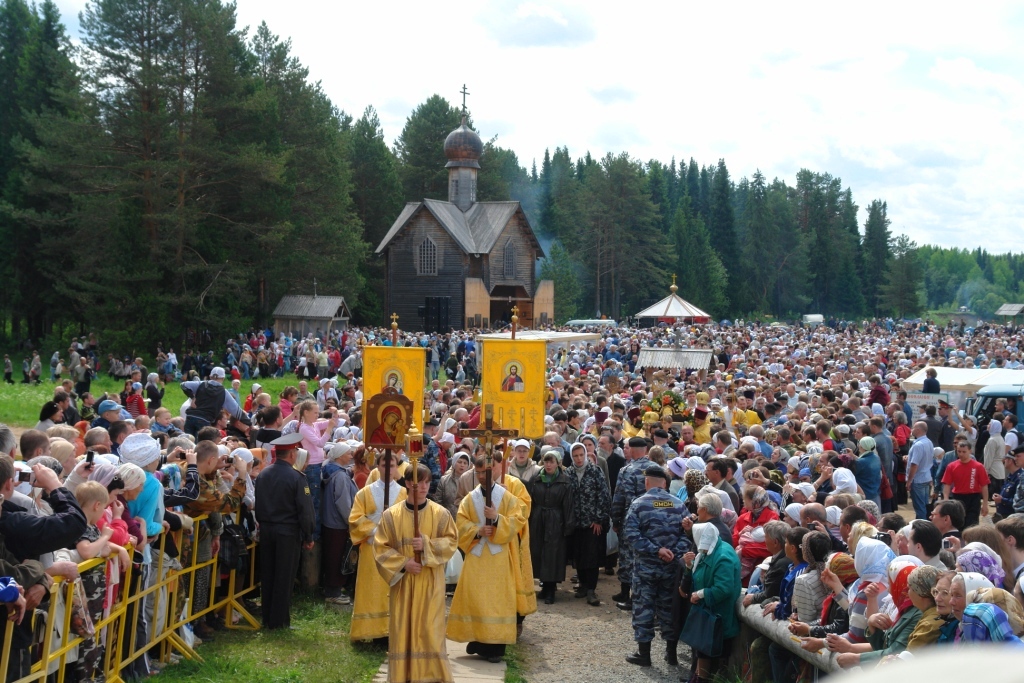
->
xmin=903 ymin=367 xmax=1024 ymax=394
xmin=634 ymin=293 xmax=710 ymax=320
xmin=475 ymin=330 xmax=601 ymax=345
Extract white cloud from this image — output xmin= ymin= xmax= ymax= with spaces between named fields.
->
xmin=52 ymin=0 xmax=1024 ymax=251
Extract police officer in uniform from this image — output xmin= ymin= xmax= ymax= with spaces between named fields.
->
xmin=181 ymin=366 xmax=251 ymax=437
xmin=622 ymin=464 xmax=690 ymax=667
xmin=255 ymin=432 xmax=315 ymax=629
xmin=611 ymin=436 xmax=652 ymax=609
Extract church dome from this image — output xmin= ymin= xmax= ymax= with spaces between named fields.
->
xmin=444 ymin=116 xmax=482 ymax=169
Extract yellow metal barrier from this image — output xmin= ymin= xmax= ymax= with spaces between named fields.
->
xmin=0 ymin=511 xmax=261 ymax=682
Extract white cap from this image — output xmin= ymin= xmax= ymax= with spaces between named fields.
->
xmin=210 ymin=367 xmax=226 ymax=379
xmin=512 ymin=438 xmax=532 ymax=449
xmin=439 ymin=432 xmax=456 ymax=445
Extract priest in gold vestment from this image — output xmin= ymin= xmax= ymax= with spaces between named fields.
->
xmin=349 ymin=451 xmax=407 ymax=641
xmin=446 ymin=456 xmax=526 ymax=662
xmin=374 ymin=463 xmax=458 ymax=683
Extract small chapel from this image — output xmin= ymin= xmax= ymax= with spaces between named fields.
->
xmin=375 ymin=110 xmax=553 ymax=332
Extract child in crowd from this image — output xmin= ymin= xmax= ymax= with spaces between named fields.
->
xmin=73 ymin=481 xmax=131 ymax=682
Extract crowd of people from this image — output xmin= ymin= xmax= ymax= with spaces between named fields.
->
xmin=3 ymin=315 xmax=1024 ymax=683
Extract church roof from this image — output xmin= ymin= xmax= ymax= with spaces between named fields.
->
xmin=272 ymin=295 xmax=350 ymax=320
xmin=375 ymin=199 xmax=545 ymax=257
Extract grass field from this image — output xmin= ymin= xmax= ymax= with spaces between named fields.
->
xmin=153 ymin=597 xmax=385 ymax=683
xmin=0 ymin=376 xmax=297 ymax=428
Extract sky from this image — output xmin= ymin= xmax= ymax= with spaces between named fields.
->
xmin=53 ymin=0 xmax=1024 ymax=252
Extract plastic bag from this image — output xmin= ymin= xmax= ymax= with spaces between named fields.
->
xmin=69 ymin=579 xmax=95 ymax=639
xmin=606 ymin=530 xmax=619 ymax=556
xmin=444 ymin=551 xmax=463 ymax=584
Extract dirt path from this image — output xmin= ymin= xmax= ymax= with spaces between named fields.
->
xmin=519 ymin=571 xmax=686 ymax=683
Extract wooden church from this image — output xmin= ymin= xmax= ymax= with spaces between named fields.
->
xmin=375 ymin=115 xmax=553 ymax=332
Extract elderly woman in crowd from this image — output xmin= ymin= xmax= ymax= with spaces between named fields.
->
xmin=682 ymin=521 xmax=741 ymax=683
xmin=956 ymin=543 xmax=1007 ymax=588
xmin=528 ymin=450 xmax=575 ymax=604
xmin=566 ymin=442 xmax=610 ymax=606
xmin=434 ymin=451 xmax=472 ymax=519
xmin=832 ymin=558 xmax=930 ymax=667
xmin=733 ymin=484 xmax=780 ymax=585
xmin=948 ymin=572 xmax=996 ymax=642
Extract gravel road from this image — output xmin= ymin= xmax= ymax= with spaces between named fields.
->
xmin=518 ymin=571 xmax=691 ymax=683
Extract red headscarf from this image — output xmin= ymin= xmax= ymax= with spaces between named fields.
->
xmin=890 ymin=565 xmax=916 ymax=619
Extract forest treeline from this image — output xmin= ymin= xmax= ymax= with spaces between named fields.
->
xmin=1 ymin=0 xmax=1021 ymax=350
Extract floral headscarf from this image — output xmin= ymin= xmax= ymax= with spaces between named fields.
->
xmin=958 ymin=548 xmax=1007 ymax=588
xmin=745 ymin=484 xmax=771 ymax=519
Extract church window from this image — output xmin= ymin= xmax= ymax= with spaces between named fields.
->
xmin=470 ymin=179 xmax=477 ymax=202
xmin=503 ymin=239 xmax=516 ymax=279
xmin=451 ymin=178 xmax=459 ymax=196
xmin=418 ymin=237 xmax=437 ymax=276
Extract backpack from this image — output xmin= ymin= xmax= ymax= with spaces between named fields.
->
xmin=218 ymin=522 xmax=251 ymax=575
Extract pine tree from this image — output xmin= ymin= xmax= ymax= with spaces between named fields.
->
xmin=861 ymin=199 xmax=892 ymax=315
xmin=707 ymin=159 xmax=738 ymax=282
xmin=539 ymin=241 xmax=582 ymax=323
xmin=349 ymin=105 xmax=403 ymax=323
xmin=880 ymin=235 xmax=924 ymax=318
xmin=670 ymin=196 xmax=728 ymax=317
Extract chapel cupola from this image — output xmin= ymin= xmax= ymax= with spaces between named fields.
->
xmin=444 ymin=115 xmax=482 ymax=211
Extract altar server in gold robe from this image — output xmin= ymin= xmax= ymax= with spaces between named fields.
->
xmin=374 ymin=463 xmax=458 ymax=683
xmin=446 ymin=455 xmax=526 ymax=662
xmin=349 ymin=450 xmax=406 ymax=641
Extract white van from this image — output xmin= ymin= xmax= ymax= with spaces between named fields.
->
xmin=802 ymin=314 xmax=824 ymax=327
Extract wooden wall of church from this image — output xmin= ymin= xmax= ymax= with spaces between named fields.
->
xmin=486 ymin=213 xmax=536 ymax=295
xmin=385 ymin=212 xmax=466 ymax=330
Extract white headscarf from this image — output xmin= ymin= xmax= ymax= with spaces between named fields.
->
xmin=854 ymin=537 xmax=897 ymax=583
xmin=989 ymin=419 xmax=1004 ymax=436
xmin=692 ymin=522 xmax=720 ymax=570
xmin=832 ymin=467 xmax=858 ymax=494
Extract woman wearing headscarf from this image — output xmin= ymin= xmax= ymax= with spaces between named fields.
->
xmin=948 ymin=571 xmax=995 ymax=643
xmin=833 ymin=558 xmax=927 ymax=667
xmin=733 ymin=484 xmax=780 ymax=585
xmin=983 ymin=418 xmax=1006 ymax=497
xmin=824 ymin=537 xmax=896 ymax=651
xmin=793 ymin=531 xmax=831 ymax=623
xmin=957 ymin=544 xmax=1007 ymax=588
xmin=955 ymin=603 xmax=1024 ymax=646
xmin=903 ymin=565 xmax=944 ymax=649
xmin=681 ymin=522 xmax=741 ymax=683
xmin=434 ymin=452 xmax=472 ymax=519
xmin=566 ymin=443 xmax=610 ymax=606
xmin=681 ymin=468 xmax=709 ymax=512
xmin=970 ymin=586 xmax=1024 ymax=636
xmin=528 ymin=451 xmax=576 ymax=604
xmin=831 ymin=467 xmax=861 ymax=498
